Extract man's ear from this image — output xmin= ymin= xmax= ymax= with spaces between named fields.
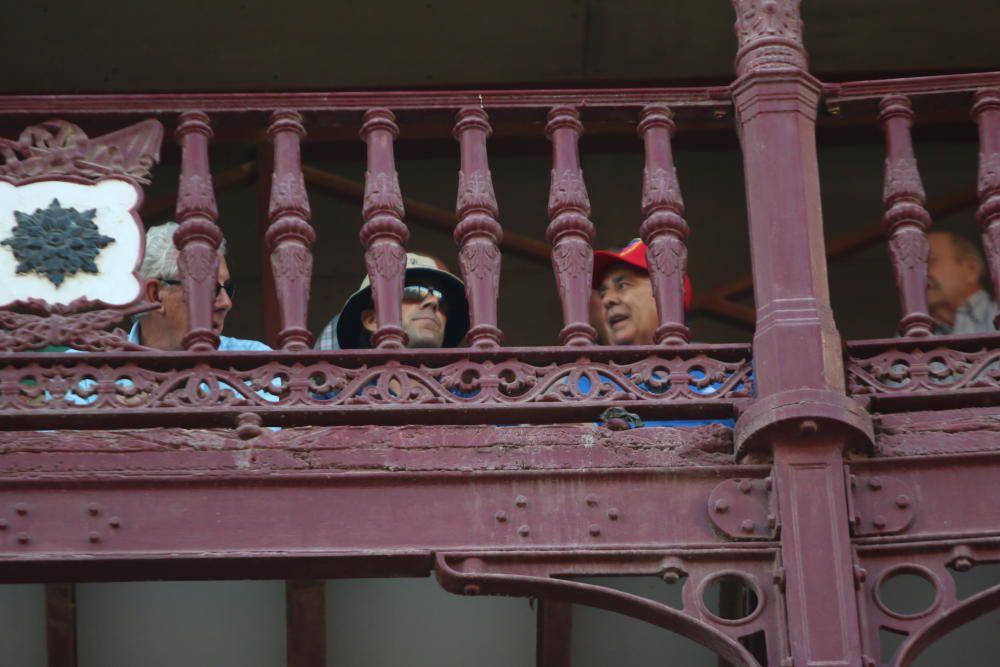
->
xmin=361 ymin=309 xmax=377 ymax=333
xmin=144 ymin=279 xmax=164 ymax=309
xmin=960 ymin=255 xmax=982 ymax=288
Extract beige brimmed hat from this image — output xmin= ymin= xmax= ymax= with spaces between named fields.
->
xmin=336 ymin=253 xmax=470 ymax=349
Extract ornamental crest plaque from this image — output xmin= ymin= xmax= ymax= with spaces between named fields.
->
xmin=0 ymin=177 xmax=145 ymax=308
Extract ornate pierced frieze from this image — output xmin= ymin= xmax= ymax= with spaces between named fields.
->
xmin=848 ymin=344 xmax=1000 ymax=396
xmin=0 ymin=300 xmax=152 ymax=352
xmin=0 ymin=349 xmax=752 ymax=428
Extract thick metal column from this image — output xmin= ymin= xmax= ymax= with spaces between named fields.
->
xmin=730 ymin=2 xmax=874 ymax=665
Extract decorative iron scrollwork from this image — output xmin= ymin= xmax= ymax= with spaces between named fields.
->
xmin=1 ymin=352 xmax=753 ymax=414
xmin=848 ymin=345 xmax=1000 ymax=395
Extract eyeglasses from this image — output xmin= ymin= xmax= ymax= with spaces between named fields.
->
xmin=402 ymin=284 xmax=447 ymax=312
xmin=159 ymin=278 xmax=235 ymax=300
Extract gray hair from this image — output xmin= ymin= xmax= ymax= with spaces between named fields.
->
xmin=948 ymin=232 xmax=986 ymax=279
xmin=139 ymin=222 xmax=227 ymax=281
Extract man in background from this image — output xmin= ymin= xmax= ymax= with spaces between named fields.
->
xmin=926 ymin=231 xmax=997 ymax=335
xmin=316 ymin=252 xmax=469 ymax=350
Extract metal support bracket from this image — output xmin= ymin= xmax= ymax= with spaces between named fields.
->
xmin=708 ymin=477 xmax=778 ymax=540
xmin=848 ymin=473 xmax=916 ymax=536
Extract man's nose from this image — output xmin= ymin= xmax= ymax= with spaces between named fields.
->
xmin=420 ymin=292 xmax=441 ymax=311
xmin=601 ymin=290 xmax=619 ymax=308
xmin=215 ymin=284 xmax=233 ymax=310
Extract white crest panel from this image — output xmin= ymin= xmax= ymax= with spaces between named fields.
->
xmin=0 ymin=179 xmax=143 ymax=307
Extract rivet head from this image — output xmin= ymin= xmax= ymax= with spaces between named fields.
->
xmin=799 ymin=419 xmax=818 ymax=435
xmin=495 ymin=511 xmax=508 ymax=523
xmin=662 ymin=570 xmax=680 ymax=584
xmin=607 ymin=508 xmax=620 ymax=521
xmin=14 ymin=503 xmax=28 ymax=516
xmin=714 ymin=499 xmax=730 ymax=513
xmin=518 ymin=525 xmax=531 ymax=537
xmin=108 ymin=517 xmax=121 ymax=529
xmin=953 ymin=557 xmax=974 ymax=572
xmin=515 ymin=496 xmax=528 ymax=508
xmin=588 ymin=524 xmax=601 ymax=537
xmin=873 ymin=515 xmax=887 ymax=529
xmin=764 ymin=477 xmax=773 ymax=490
xmin=585 ymin=494 xmax=599 ymax=507
xmin=88 ymin=503 xmax=100 ymax=516
xmin=738 ymin=479 xmax=753 ymax=494
xmin=88 ymin=532 xmax=100 ymax=543
xmin=895 ymin=494 xmax=910 ymax=509
xmin=16 ymin=532 xmax=29 ymax=544
xmin=869 ymin=477 xmax=883 ymax=491
xmin=740 ymin=519 xmax=755 ymax=533
xmin=463 ymin=584 xmax=480 ymax=596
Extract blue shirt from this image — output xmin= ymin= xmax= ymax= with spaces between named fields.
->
xmin=62 ymin=324 xmax=276 ymax=406
xmin=128 ymin=322 xmax=272 ymax=351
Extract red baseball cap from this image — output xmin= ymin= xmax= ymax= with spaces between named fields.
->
xmin=593 ymin=238 xmax=692 ymax=311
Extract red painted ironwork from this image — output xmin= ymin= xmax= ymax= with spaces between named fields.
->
xmin=453 ymin=106 xmax=503 ymax=348
xmin=174 ymin=111 xmax=223 ymax=351
xmin=545 ymin=106 xmax=597 ymax=347
xmin=0 ymin=119 xmax=162 ymax=185
xmin=359 ymin=108 xmax=409 ymax=349
xmin=1 ymin=5 xmax=1000 ymax=666
xmin=637 ymin=104 xmax=691 ymax=346
xmin=879 ymin=95 xmax=935 ymax=338
xmin=731 ymin=3 xmax=874 ymax=667
xmin=266 ymin=110 xmax=315 ymax=350
xmin=973 ymin=88 xmax=1000 ymax=329
xmin=0 ymin=299 xmax=152 ymax=352
xmin=0 ymin=345 xmax=752 ymax=430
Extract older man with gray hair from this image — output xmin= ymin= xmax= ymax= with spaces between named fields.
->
xmin=926 ymin=231 xmax=998 ymax=335
xmin=134 ymin=222 xmax=269 ymax=351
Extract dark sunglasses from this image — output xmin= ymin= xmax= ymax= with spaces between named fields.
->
xmin=159 ymin=278 xmax=235 ymax=300
xmin=402 ymin=284 xmax=447 ymax=312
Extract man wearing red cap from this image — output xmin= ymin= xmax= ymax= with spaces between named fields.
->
xmin=593 ymin=238 xmax=691 ymax=345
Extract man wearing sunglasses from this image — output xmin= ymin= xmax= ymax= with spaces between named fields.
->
xmin=317 ymin=252 xmax=470 ymax=350
xmin=134 ymin=222 xmax=269 ymax=351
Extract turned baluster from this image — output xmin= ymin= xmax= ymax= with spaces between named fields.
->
xmin=878 ymin=94 xmax=935 ymax=337
xmin=453 ymin=107 xmax=503 ymax=348
xmin=359 ymin=108 xmax=409 ymax=349
xmin=637 ymin=104 xmax=691 ymax=345
xmin=972 ymin=88 xmax=1000 ymax=329
xmin=265 ymin=110 xmax=316 ymax=350
xmin=174 ymin=111 xmax=223 ymax=351
xmin=545 ymin=106 xmax=598 ymax=346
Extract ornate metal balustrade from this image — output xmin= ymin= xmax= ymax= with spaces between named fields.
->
xmin=2 ymin=2 xmax=1000 ymax=667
